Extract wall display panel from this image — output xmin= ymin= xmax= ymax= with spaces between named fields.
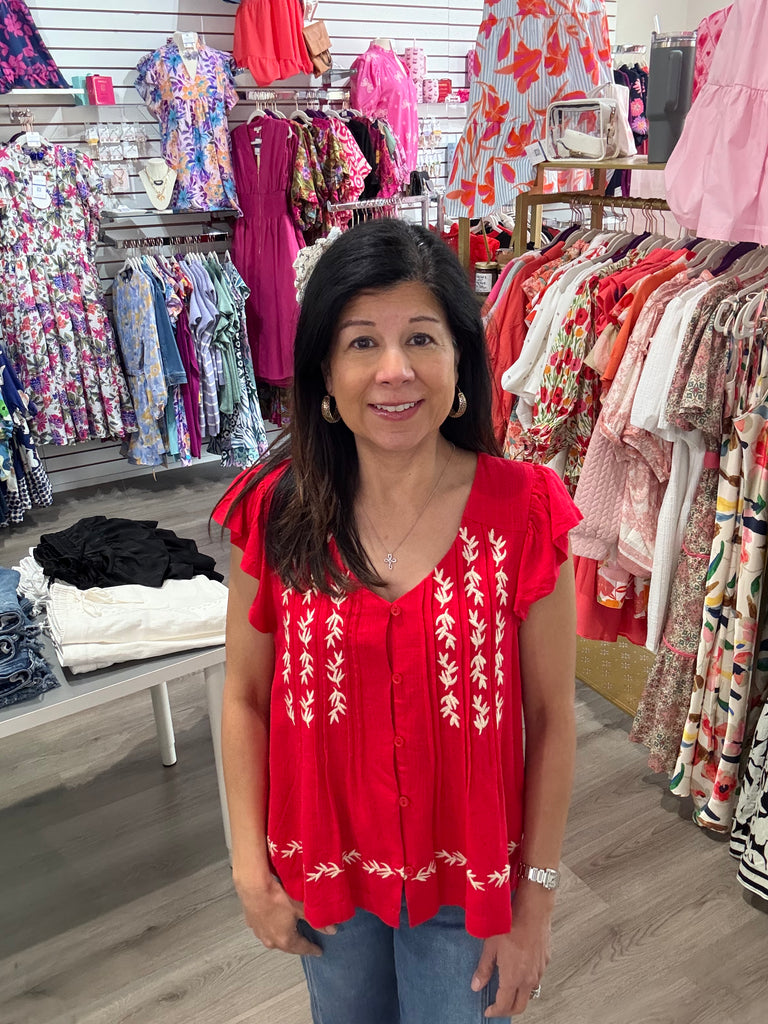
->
xmin=0 ymin=1 xmax=614 ymax=492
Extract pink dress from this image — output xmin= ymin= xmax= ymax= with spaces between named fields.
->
xmin=666 ymin=0 xmax=768 ymax=244
xmin=350 ymin=44 xmax=418 ymax=173
xmin=231 ymin=119 xmax=303 ymax=388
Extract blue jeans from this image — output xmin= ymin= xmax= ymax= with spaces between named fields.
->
xmin=298 ymin=901 xmax=509 ymax=1024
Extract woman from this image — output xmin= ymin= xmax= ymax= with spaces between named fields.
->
xmin=214 ymin=219 xmax=580 ymax=1022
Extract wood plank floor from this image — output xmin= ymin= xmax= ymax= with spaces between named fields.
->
xmin=1 ymin=466 xmax=767 ymax=1024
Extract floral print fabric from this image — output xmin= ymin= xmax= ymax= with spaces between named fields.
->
xmin=447 ymin=0 xmax=612 ymax=218
xmin=113 ymin=267 xmax=168 ymax=467
xmin=0 ymin=143 xmax=137 ymax=446
xmin=0 ymin=1 xmax=69 ymax=94
xmin=135 ymin=39 xmax=240 ymax=213
xmin=670 ymin=324 xmax=768 ymax=831
xmin=350 ymin=44 xmax=418 ymax=173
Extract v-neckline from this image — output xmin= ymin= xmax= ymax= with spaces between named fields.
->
xmin=173 ymin=37 xmax=201 ymax=83
xmin=347 ymin=452 xmax=484 ymax=607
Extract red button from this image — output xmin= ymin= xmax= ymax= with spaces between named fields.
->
xmin=403 ymin=865 xmax=414 ymax=879
xmin=392 ymin=672 xmax=402 ymax=684
xmin=394 ymin=735 xmax=404 ymax=747
xmin=399 ymin=796 xmax=410 ymax=808
xmin=390 ymin=605 xmax=401 ymax=617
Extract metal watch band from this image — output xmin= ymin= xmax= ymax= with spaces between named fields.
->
xmin=518 ymin=863 xmax=561 ymax=890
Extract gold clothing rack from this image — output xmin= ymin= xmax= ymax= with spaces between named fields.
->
xmin=455 ymin=156 xmax=669 ymax=266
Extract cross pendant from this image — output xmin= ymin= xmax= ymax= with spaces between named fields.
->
xmin=384 ymin=552 xmax=397 ymax=571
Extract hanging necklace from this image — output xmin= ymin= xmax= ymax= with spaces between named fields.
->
xmin=359 ymin=444 xmax=456 ymax=571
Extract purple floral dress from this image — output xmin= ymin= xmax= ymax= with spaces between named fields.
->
xmin=0 ymin=1 xmax=69 ymax=94
xmin=0 ymin=144 xmax=137 ymax=445
xmin=135 ymin=38 xmax=241 ymax=214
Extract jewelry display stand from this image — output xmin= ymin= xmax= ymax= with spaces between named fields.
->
xmin=138 ymin=158 xmax=177 ymax=211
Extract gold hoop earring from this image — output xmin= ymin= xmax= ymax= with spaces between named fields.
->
xmin=448 ymin=388 xmax=467 ymax=419
xmin=321 ymin=395 xmax=341 ymax=424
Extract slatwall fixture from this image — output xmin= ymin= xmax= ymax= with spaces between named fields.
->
xmin=1 ymin=0 xmax=616 ymax=496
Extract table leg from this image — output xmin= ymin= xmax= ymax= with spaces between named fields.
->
xmin=205 ymin=662 xmax=232 ymax=857
xmin=150 ymin=682 xmax=176 ymax=767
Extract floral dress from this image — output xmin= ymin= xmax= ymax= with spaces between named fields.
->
xmin=135 ymin=38 xmax=241 ymax=213
xmin=0 ymin=1 xmax=69 ymax=93
xmin=112 ymin=266 xmax=168 ymax=467
xmin=508 ymin=259 xmax=631 ymax=493
xmin=447 ymin=0 xmax=612 ymax=218
xmin=0 ymin=144 xmax=137 ymax=446
xmin=670 ymin=322 xmax=768 ymax=831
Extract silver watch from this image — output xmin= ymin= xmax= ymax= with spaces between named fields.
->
xmin=518 ymin=863 xmax=561 ymax=890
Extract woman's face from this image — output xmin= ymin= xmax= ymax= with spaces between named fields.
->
xmin=324 ymin=281 xmax=459 ymax=455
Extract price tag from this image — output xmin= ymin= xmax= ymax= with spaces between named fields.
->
xmin=30 ymin=172 xmax=51 ymax=209
xmin=182 ymin=32 xmax=197 ymax=51
xmin=525 ymin=140 xmax=548 ymax=166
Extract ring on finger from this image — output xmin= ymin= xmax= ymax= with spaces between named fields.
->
xmin=530 ymin=985 xmax=542 ymax=999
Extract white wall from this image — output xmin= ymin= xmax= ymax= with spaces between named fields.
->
xmin=685 ymin=0 xmax=730 ymax=24
xmin=615 ymin=0 xmax=730 ymax=44
xmin=615 ymin=0 xmax=688 ymax=45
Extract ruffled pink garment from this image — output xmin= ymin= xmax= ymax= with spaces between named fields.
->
xmin=666 ymin=0 xmax=768 ymax=244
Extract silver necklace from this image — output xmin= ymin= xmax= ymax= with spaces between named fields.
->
xmin=359 ymin=444 xmax=456 ymax=571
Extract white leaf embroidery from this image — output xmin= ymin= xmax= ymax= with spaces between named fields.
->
xmin=490 ymin=530 xmax=509 ymax=606
xmin=488 ymin=864 xmax=511 ymax=888
xmin=306 ymin=861 xmax=343 ymax=882
xmin=282 ymin=840 xmax=303 ymax=858
xmin=508 ymin=840 xmax=518 ymax=856
xmin=342 ymin=849 xmax=362 ymax=865
xmin=473 ymin=693 xmax=490 ymax=734
xmin=460 ymin=528 xmax=484 ymax=606
xmin=467 ymin=869 xmax=485 ymax=891
xmin=326 ymin=649 xmax=347 ymax=723
xmin=414 ymin=860 xmax=437 ymax=882
xmin=301 ymin=690 xmax=315 ymax=727
xmin=436 ymin=850 xmax=468 ymax=867
xmin=363 ymin=859 xmax=401 ymax=879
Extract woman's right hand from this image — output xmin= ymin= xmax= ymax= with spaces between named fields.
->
xmin=234 ymin=871 xmax=336 ymax=957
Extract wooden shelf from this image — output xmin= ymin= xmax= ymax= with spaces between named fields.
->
xmin=537 ymin=155 xmax=666 ymax=173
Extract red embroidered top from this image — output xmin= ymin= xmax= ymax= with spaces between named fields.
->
xmin=214 ymin=454 xmax=581 ymax=938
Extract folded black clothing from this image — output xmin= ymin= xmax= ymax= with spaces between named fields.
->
xmin=34 ymin=516 xmax=223 ymax=589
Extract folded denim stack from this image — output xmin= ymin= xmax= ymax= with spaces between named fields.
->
xmin=0 ymin=567 xmax=59 ymax=709
xmin=48 ymin=577 xmax=228 ymax=674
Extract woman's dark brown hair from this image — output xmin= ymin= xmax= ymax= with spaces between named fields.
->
xmin=221 ymin=218 xmax=501 ymax=594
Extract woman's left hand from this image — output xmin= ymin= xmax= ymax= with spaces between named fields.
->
xmin=471 ymin=906 xmax=552 ymax=1018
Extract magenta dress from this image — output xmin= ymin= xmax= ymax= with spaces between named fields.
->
xmin=231 ymin=119 xmax=303 ymax=388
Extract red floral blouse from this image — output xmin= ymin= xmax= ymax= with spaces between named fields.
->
xmin=214 ymin=454 xmax=581 ymax=938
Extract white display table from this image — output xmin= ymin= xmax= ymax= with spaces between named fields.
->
xmin=0 ymin=637 xmax=231 ymax=850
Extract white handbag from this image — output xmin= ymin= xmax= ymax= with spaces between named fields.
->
xmin=589 ymin=82 xmax=637 ymax=157
xmin=545 ymin=97 xmax=621 ymax=161
xmin=544 ymin=84 xmax=636 ymax=162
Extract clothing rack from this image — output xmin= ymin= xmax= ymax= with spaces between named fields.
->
xmin=512 ymin=192 xmax=670 ymax=255
xmin=237 ymin=87 xmax=350 ymax=105
xmin=99 ymin=229 xmax=230 ymax=250
xmin=327 ymin=192 xmax=445 ymax=232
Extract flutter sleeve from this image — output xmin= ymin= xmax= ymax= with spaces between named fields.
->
xmin=212 ymin=465 xmax=287 ymax=634
xmin=513 ymin=464 xmax=582 ymax=621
